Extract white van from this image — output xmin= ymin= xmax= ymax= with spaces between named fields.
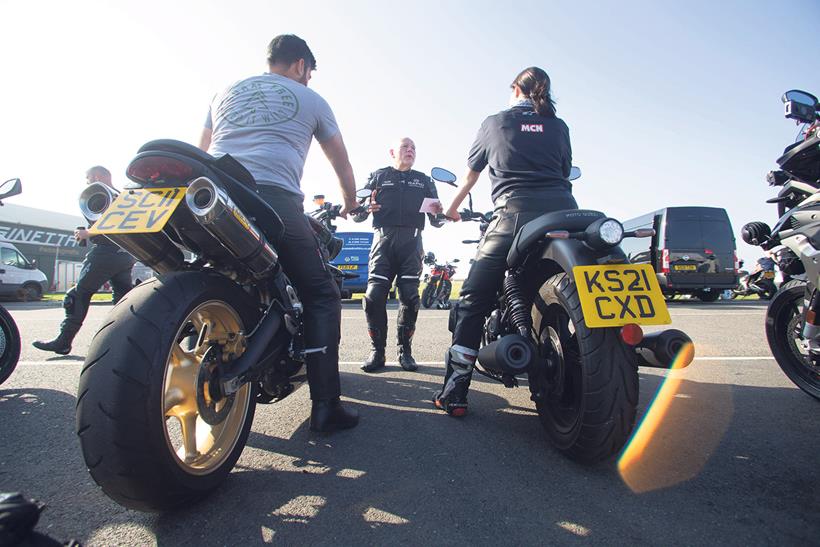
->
xmin=0 ymin=242 xmax=48 ymax=300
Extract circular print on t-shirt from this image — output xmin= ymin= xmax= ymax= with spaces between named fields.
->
xmin=223 ymin=80 xmax=300 ymax=127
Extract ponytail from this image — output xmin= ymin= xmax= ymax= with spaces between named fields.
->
xmin=512 ymin=66 xmax=556 ymax=117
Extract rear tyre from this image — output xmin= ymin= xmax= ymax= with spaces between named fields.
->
xmin=0 ymin=305 xmax=21 ymax=385
xmin=421 ymin=283 xmax=436 ymax=309
xmin=697 ymin=290 xmax=720 ymax=302
xmin=530 ymin=273 xmax=639 ymax=463
xmin=76 ymin=271 xmax=259 ymax=511
xmin=765 ymin=280 xmax=820 ymax=400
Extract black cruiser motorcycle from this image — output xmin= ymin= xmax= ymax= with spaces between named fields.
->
xmin=433 ymin=167 xmax=695 ymax=463
xmin=742 ymin=89 xmax=820 ymax=400
xmin=75 ymin=140 xmax=363 ymax=512
xmin=0 ymin=178 xmax=23 ymax=386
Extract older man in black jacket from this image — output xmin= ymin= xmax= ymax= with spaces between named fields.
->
xmin=354 ymin=138 xmax=444 ymax=372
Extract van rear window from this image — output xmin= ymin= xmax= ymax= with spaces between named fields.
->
xmin=665 ymin=220 xmax=703 ymax=248
xmin=665 ymin=219 xmax=735 ymax=251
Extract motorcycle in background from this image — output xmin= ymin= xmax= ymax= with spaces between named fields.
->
xmin=731 ymin=259 xmax=777 ymax=299
xmin=0 ymin=179 xmax=23 ymax=386
xmin=421 ymin=253 xmax=458 ymax=309
xmin=742 ymin=89 xmax=820 ymax=400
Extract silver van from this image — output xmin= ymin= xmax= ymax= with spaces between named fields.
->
xmin=0 ymin=241 xmax=48 ymax=300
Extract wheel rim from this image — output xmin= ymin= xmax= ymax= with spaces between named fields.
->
xmin=774 ymin=294 xmax=820 ymax=383
xmin=0 ymin=320 xmax=7 ymax=359
xmin=537 ymin=306 xmax=583 ymax=433
xmin=161 ymin=300 xmax=251 ymax=475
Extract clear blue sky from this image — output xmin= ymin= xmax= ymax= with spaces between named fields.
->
xmin=0 ymin=0 xmax=818 ymax=267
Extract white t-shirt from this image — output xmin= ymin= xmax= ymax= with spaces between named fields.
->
xmin=205 ymin=72 xmax=339 ymax=197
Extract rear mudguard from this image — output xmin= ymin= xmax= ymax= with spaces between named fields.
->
xmin=535 ymin=238 xmax=629 ymax=275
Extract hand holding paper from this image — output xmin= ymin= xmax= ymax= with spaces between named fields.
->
xmin=419 ymin=198 xmax=443 ymax=214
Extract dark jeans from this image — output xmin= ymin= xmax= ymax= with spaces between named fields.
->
xmin=62 ymin=249 xmax=134 ymax=334
xmin=257 ymin=185 xmax=342 ymax=401
xmin=451 ymin=188 xmax=579 ymax=352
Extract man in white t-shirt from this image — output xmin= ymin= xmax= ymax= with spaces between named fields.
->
xmin=199 ymin=35 xmax=359 ymax=433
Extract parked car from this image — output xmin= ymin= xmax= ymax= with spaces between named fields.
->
xmin=331 ymin=232 xmax=373 ymax=298
xmin=621 ymin=207 xmax=738 ymax=301
xmin=0 ymin=242 xmax=48 ymax=300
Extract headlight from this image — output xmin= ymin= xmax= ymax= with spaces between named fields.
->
xmin=599 ymin=219 xmax=624 ymax=245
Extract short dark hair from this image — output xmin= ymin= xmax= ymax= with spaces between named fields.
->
xmin=86 ymin=165 xmax=111 ymax=178
xmin=267 ymin=34 xmax=316 ymax=70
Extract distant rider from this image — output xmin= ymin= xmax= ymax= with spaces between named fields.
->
xmin=32 ymin=166 xmax=135 ymax=355
xmin=354 ymin=138 xmax=444 ymax=372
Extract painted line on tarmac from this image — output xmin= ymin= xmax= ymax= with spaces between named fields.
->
xmin=17 ymin=356 xmax=777 ymax=368
xmin=670 ymin=312 xmax=765 ymax=316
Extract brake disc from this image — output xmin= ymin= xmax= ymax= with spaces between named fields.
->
xmin=196 ymin=346 xmax=235 ymax=425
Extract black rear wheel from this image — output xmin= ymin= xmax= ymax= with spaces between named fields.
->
xmin=765 ymin=280 xmax=820 ymax=400
xmin=697 ymin=290 xmax=721 ymax=302
xmin=0 ymin=305 xmax=21 ymax=385
xmin=530 ymin=273 xmax=639 ymax=463
xmin=76 ymin=271 xmax=260 ymax=511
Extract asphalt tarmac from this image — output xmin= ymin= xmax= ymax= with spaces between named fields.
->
xmin=1 ymin=299 xmax=817 ymax=546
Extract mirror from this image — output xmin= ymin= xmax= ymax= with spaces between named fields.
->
xmin=27 ymin=259 xmax=37 ymax=270
xmin=0 ymin=178 xmax=22 ymax=200
xmin=355 ymin=188 xmax=372 ymax=200
xmin=431 ymin=167 xmax=457 ymax=185
xmin=568 ymin=166 xmax=582 ymax=181
xmin=782 ymin=89 xmax=818 ymax=107
xmin=452 ymin=259 xmax=460 ymax=263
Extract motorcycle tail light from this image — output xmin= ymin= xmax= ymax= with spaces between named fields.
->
xmin=620 ymin=323 xmax=644 ymax=346
xmin=661 ymin=249 xmax=670 ymax=273
xmin=807 ymin=310 xmax=818 ymax=326
xmin=127 ymin=156 xmax=196 ymax=184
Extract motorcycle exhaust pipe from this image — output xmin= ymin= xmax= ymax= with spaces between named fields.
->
xmin=79 ymin=183 xmax=185 ymax=273
xmin=634 ymin=329 xmax=694 ymax=369
xmin=477 ymin=334 xmax=534 ymax=375
xmin=185 ymin=177 xmax=278 ymax=277
xmin=79 ymin=182 xmax=119 ymax=223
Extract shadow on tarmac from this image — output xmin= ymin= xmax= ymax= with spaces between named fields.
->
xmin=1 ymin=369 xmax=818 ymax=545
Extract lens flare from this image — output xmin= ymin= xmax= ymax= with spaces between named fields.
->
xmin=617 ymin=342 xmax=695 ymax=484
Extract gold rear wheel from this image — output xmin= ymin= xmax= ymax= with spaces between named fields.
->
xmin=162 ymin=301 xmax=251 ymax=475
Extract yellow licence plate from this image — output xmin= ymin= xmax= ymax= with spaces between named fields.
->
xmin=763 ymin=271 xmax=775 ymax=279
xmin=89 ymin=188 xmax=185 ymax=234
xmin=573 ymin=264 xmax=671 ymax=328
xmin=338 ymin=265 xmax=358 ymax=270
xmin=673 ymin=264 xmax=698 ymax=271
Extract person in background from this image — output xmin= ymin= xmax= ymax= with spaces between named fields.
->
xmin=32 ymin=166 xmax=135 ymax=355
xmin=353 ymin=138 xmax=443 ymax=373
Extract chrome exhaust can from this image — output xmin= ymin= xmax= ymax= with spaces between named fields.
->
xmin=79 ymin=182 xmax=184 ymax=273
xmin=185 ymin=177 xmax=278 ymax=276
xmin=79 ymin=182 xmax=119 ymax=224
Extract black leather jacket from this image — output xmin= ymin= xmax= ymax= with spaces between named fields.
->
xmin=354 ymin=167 xmax=443 ymax=230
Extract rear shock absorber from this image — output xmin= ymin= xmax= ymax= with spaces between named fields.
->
xmin=503 ymin=273 xmax=532 ymax=337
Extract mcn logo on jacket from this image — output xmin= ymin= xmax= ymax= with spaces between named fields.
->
xmin=521 ymin=124 xmax=544 ymax=132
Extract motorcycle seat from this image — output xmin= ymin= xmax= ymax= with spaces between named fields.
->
xmin=507 ymin=209 xmax=605 ymax=268
xmin=136 ymin=139 xmax=285 ymax=245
